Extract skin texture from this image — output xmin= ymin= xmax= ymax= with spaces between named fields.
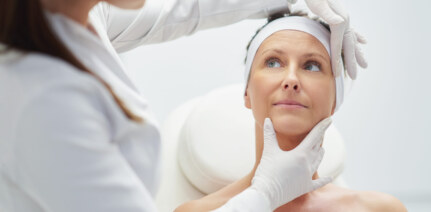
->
xmin=245 ymin=30 xmax=336 ymax=152
xmin=176 ymin=30 xmax=407 ymax=212
xmin=40 ymin=0 xmax=145 ymax=26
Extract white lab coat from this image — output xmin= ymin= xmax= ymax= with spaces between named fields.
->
xmin=0 ymin=0 xmax=289 ymax=211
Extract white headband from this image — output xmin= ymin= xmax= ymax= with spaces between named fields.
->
xmin=245 ymin=16 xmax=345 ymax=112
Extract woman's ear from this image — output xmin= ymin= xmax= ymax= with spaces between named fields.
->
xmin=244 ymin=89 xmax=251 ymax=109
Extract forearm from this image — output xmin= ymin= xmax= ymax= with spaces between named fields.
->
xmin=104 ymin=0 xmax=291 ymax=52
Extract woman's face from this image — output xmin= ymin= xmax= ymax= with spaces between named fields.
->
xmin=104 ymin=0 xmax=146 ymax=9
xmin=245 ymin=30 xmax=336 ymax=137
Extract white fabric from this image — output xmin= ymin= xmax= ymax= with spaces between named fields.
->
xmin=100 ymin=0 xmax=291 ymax=53
xmin=178 ymin=85 xmax=256 ymax=195
xmin=244 ymin=16 xmax=345 ymax=112
xmin=0 ymin=0 xmax=292 ymax=211
xmin=156 ymin=98 xmax=207 ymax=212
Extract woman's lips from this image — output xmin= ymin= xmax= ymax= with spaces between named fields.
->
xmin=273 ymin=100 xmax=307 ymax=109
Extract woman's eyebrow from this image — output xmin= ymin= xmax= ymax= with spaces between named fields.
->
xmin=303 ymin=53 xmax=328 ymax=61
xmin=259 ymin=49 xmax=328 ymax=61
xmin=260 ymin=48 xmax=285 ymax=56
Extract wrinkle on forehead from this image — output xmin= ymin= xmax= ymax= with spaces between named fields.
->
xmin=257 ymin=30 xmax=330 ymax=60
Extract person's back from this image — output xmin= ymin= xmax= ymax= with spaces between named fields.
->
xmin=0 ymin=48 xmax=162 ymax=211
xmin=0 ymin=52 xmax=100 ymax=211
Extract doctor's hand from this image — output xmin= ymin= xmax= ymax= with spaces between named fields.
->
xmin=288 ymin=0 xmax=367 ymax=79
xmin=250 ymin=117 xmax=333 ymax=210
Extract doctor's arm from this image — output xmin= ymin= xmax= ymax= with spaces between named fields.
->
xmin=13 ymin=79 xmax=157 ymax=212
xmin=92 ymin=0 xmax=291 ymax=53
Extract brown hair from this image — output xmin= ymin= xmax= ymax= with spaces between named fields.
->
xmin=0 ymin=0 xmax=143 ymax=123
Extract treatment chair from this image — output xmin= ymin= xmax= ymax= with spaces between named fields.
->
xmin=155 ymin=83 xmax=347 ymax=212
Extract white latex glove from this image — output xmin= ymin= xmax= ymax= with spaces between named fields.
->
xmin=288 ymin=0 xmax=367 ymax=79
xmin=250 ymin=117 xmax=333 ymax=210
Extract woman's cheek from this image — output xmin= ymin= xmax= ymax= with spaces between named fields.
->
xmin=310 ymin=82 xmax=335 ymax=117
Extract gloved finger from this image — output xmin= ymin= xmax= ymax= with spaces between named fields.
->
xmin=345 ymin=53 xmax=358 ymax=80
xmin=311 ymin=176 xmax=333 ymax=191
xmin=355 ymin=31 xmax=367 ymax=44
xmin=286 ymin=0 xmax=298 ymax=4
xmin=263 ymin=118 xmax=281 ymax=153
xmin=343 ymin=31 xmax=358 ymax=79
xmin=311 ymin=148 xmax=325 ymax=174
xmin=329 ymin=23 xmax=346 ymax=77
xmin=355 ymin=44 xmax=368 ymax=69
xmin=304 ymin=0 xmax=344 ymax=25
xmin=296 ymin=117 xmax=332 ymax=150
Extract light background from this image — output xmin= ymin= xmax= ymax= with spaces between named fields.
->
xmin=121 ymin=0 xmax=431 ymax=211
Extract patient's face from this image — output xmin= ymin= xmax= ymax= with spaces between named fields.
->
xmin=245 ymin=30 xmax=335 ymax=138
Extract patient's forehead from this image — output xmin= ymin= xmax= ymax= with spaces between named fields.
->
xmin=256 ymin=30 xmax=330 ymax=60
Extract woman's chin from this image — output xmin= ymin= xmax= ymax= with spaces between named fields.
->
xmin=271 ymin=115 xmax=311 ymax=136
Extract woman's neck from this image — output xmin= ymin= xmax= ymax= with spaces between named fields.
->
xmin=248 ymin=122 xmax=321 ymax=210
xmin=41 ymin=0 xmax=99 ymax=26
xmin=275 ymin=133 xmax=308 ymax=151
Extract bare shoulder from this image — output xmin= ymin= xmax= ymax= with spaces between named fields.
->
xmin=316 ymin=184 xmax=407 ymax=212
xmin=356 ymin=190 xmax=407 ymax=212
xmin=175 ymin=175 xmax=252 ymax=212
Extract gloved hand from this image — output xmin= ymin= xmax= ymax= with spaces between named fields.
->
xmin=250 ymin=117 xmax=333 ymax=210
xmin=287 ymin=0 xmax=367 ymax=79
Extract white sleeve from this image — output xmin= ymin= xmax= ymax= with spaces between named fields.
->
xmin=13 ymin=78 xmax=158 ymax=212
xmin=211 ymin=188 xmax=272 ymax=212
xmin=93 ymin=0 xmax=290 ymax=52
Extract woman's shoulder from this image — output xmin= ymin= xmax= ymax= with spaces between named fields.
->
xmin=355 ymin=190 xmax=407 ymax=212
xmin=321 ymin=185 xmax=407 ymax=212
xmin=3 ymin=51 xmax=106 ymax=95
xmin=14 ymin=52 xmax=93 ymax=79
xmin=1 ymin=52 xmax=112 ymax=120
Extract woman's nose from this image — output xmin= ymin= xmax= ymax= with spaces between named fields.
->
xmin=282 ymin=71 xmax=300 ymax=92
xmin=284 ymin=83 xmax=299 ymax=91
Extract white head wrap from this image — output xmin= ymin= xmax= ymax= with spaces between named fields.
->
xmin=245 ymin=16 xmax=345 ymax=112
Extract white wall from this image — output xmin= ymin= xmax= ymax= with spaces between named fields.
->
xmin=121 ymin=0 xmax=431 ymax=210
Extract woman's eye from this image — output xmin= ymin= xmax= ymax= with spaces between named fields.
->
xmin=266 ymin=58 xmax=281 ymax=68
xmin=304 ymin=62 xmax=321 ymax=72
